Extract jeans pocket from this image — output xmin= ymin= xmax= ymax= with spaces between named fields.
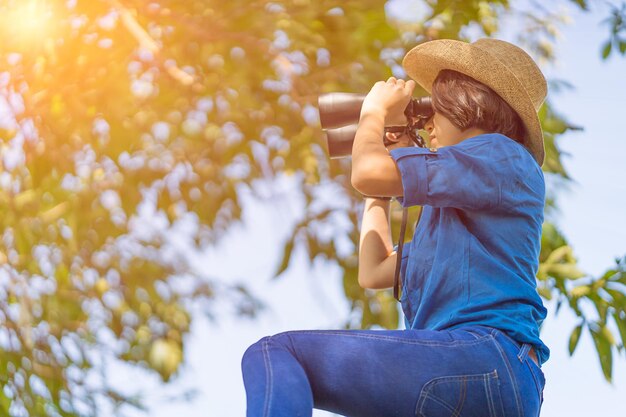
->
xmin=416 ymin=370 xmax=504 ymax=417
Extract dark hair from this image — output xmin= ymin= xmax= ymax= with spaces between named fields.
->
xmin=431 ymin=69 xmax=526 ymax=144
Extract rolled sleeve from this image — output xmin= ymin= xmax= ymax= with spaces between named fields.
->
xmin=389 ymin=146 xmax=433 ymax=207
xmin=389 ymin=135 xmax=528 ymax=210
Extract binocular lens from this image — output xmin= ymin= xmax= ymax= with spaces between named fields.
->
xmin=318 ymin=93 xmax=433 ymax=158
xmin=318 ymin=93 xmax=368 ymax=130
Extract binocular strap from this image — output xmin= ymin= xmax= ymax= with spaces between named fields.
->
xmin=393 ymin=206 xmax=423 ymax=302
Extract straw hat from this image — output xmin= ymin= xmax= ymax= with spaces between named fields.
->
xmin=402 ymin=38 xmax=547 ymax=165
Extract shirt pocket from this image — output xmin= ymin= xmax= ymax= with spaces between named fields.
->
xmin=416 ymin=370 xmax=504 ymax=417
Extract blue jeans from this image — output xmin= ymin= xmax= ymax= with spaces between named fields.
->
xmin=241 ymin=325 xmax=545 ymax=417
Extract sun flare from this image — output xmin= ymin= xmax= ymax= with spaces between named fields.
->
xmin=1 ymin=0 xmax=56 ymax=47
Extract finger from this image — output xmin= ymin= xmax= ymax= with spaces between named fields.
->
xmin=404 ymin=79 xmax=416 ymax=92
xmin=387 ymin=76 xmax=397 ymax=83
xmin=385 ymin=131 xmax=399 ymax=142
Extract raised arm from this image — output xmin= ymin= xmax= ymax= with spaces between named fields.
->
xmin=357 ymin=198 xmax=398 ymax=289
xmin=351 ymin=77 xmax=414 ymax=198
xmin=352 ymin=78 xmax=416 ymax=289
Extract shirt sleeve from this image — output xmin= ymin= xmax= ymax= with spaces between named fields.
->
xmin=389 ymin=134 xmax=534 ymax=210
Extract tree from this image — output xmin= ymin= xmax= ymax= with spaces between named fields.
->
xmin=0 ymin=0 xmax=624 ymax=415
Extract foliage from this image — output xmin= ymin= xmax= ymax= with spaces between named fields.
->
xmin=0 ymin=0 xmax=624 ymax=416
xmin=562 ymin=256 xmax=626 ymax=382
xmin=601 ymin=1 xmax=626 ymax=59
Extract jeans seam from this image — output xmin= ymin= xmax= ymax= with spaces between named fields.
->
xmin=490 ymin=330 xmax=523 ymax=417
xmin=418 ymin=393 xmax=456 ymax=416
xmin=484 ymin=370 xmax=499 ymax=417
xmin=262 ymin=339 xmax=272 ymax=417
xmin=524 ymin=360 xmax=543 ymax=400
xmin=484 ymin=373 xmax=493 ymax=417
xmin=498 ymin=329 xmax=533 ymax=366
xmin=420 ymin=373 xmax=498 ymax=384
xmin=283 ymin=330 xmax=491 ymax=347
xmin=452 ymin=377 xmax=466 ymax=417
xmin=464 ymin=329 xmax=484 ymax=340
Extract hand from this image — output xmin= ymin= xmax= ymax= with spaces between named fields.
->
xmin=385 ymin=131 xmax=413 ymax=150
xmin=360 ymin=77 xmax=417 ymax=126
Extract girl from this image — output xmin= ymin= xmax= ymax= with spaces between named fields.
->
xmin=242 ymin=38 xmax=548 ymax=417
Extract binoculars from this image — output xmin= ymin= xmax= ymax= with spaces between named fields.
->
xmin=318 ymin=93 xmax=434 ymax=158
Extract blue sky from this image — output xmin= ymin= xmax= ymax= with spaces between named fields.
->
xmin=115 ymin=2 xmax=626 ymax=416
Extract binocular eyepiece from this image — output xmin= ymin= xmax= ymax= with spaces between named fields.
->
xmin=318 ymin=93 xmax=433 ymax=158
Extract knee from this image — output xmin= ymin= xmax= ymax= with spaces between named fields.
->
xmin=242 ymin=336 xmax=270 ymax=365
xmin=241 ymin=333 xmax=294 ymax=369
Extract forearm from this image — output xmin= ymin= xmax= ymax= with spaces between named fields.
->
xmin=358 ymin=197 xmax=396 ymax=289
xmin=351 ymin=112 xmax=404 ymax=197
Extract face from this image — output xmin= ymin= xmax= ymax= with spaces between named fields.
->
xmin=423 ymin=112 xmax=465 ymax=148
xmin=423 ymin=112 xmax=487 ymax=148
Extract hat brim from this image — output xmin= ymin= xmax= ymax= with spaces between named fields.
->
xmin=402 ymin=40 xmax=545 ymax=165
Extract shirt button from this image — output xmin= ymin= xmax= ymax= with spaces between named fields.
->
xmin=429 ymin=147 xmax=438 ymax=152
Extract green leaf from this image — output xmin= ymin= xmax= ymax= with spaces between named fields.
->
xmin=615 ymin=312 xmax=626 ymax=347
xmin=591 ymin=327 xmax=613 ymax=382
xmin=149 ymin=338 xmax=183 ymax=382
xmin=570 ymin=0 xmax=589 ymax=10
xmin=568 ymin=324 xmax=583 ymax=355
xmin=602 ymin=40 xmax=613 ymax=59
xmin=570 ymin=285 xmax=591 ymax=298
xmin=543 ymin=245 xmax=575 ymax=264
xmin=602 ymin=324 xmax=617 ymax=346
xmin=620 ymin=40 xmax=626 ymax=54
xmin=273 ymin=238 xmax=295 ymax=278
xmin=549 ymin=263 xmax=586 ymax=280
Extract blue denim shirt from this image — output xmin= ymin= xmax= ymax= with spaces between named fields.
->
xmin=390 ymin=133 xmax=549 ymax=365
